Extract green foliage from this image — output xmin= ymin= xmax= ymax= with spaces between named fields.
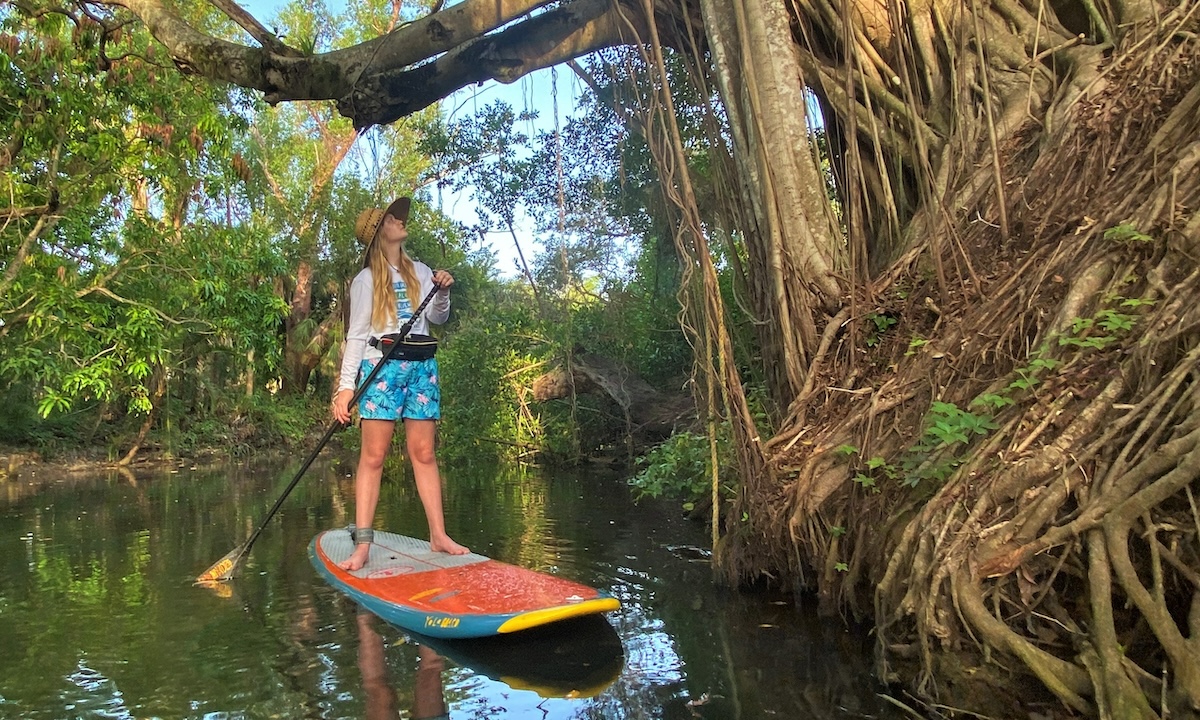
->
xmin=1057 ymin=296 xmax=1146 ymax=351
xmin=568 ymin=267 xmax=691 ymax=388
xmin=852 ymin=473 xmax=877 ymax=490
xmin=971 ymin=392 xmax=1015 ymax=410
xmin=918 ymin=401 xmax=997 ymax=447
xmin=852 ymin=402 xmax=999 ymax=490
xmin=0 ymin=5 xmax=719 ymax=470
xmin=994 ymin=350 xmax=1057 ymax=394
xmin=899 ymin=402 xmax=997 ymax=486
xmin=864 ymin=312 xmax=898 ymax=347
xmin=849 ymin=455 xmax=895 ymax=493
xmin=437 ymin=285 xmax=548 ymax=464
xmin=418 ymin=101 xmax=536 ymax=235
xmin=629 ymin=429 xmax=732 ymax=506
xmin=420 ymin=81 xmax=701 ymax=461
xmin=1103 ymin=223 xmax=1154 ymax=245
xmin=865 ymin=296 xmax=1149 ymax=478
xmin=906 ymin=336 xmax=930 ymax=355
xmin=0 ymin=383 xmax=87 ymax=452
xmin=1095 ymin=309 xmax=1134 ymax=332
xmin=0 ymin=7 xmax=338 ymax=452
xmin=2 ymin=9 xmax=243 ymax=417
xmin=0 ymin=5 xmax=464 ymax=456
xmin=164 ymin=392 xmax=319 ymax=458
xmin=856 ymin=322 xmax=1146 ymax=490
xmin=1058 ymin=316 xmax=1118 ymax=349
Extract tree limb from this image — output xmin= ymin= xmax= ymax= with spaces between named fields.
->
xmin=339 ymin=0 xmax=641 ymax=127
xmin=206 ymin=0 xmax=303 ymax=57
xmin=110 ymin=0 xmax=600 ymax=126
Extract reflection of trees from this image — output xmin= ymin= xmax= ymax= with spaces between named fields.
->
xmin=392 ymin=460 xmax=558 ymax=571
xmin=0 ymin=458 xmax=894 ymax=718
xmin=1 ymin=468 xmax=128 ymax=505
xmin=0 ymin=460 xmax=350 ymax=717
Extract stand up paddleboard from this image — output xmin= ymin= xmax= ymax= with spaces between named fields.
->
xmin=309 ymin=528 xmax=620 ymax=639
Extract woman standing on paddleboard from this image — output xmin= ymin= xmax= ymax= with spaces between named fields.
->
xmin=331 ymin=196 xmax=469 ymax=571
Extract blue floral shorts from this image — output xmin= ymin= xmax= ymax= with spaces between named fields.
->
xmin=356 ymin=357 xmax=441 ymax=421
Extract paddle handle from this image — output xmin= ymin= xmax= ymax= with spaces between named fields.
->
xmin=224 ymin=284 xmax=444 ymax=572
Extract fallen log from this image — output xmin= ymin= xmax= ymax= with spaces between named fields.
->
xmin=532 ymin=352 xmax=695 ymax=448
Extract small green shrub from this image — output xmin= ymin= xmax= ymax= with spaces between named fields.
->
xmin=629 ymin=429 xmax=732 ymax=505
xmin=864 ymin=312 xmax=898 ymax=347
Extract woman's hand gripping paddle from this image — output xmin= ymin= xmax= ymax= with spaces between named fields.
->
xmin=195 ymin=284 xmax=443 ymax=585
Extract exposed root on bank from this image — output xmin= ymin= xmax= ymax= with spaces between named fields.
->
xmin=720 ymin=14 xmax=1200 ymax=718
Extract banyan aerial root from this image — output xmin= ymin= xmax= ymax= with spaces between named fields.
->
xmin=719 ymin=13 xmax=1200 ymax=718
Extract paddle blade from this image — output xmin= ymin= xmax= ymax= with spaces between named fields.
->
xmin=195 ymin=544 xmax=246 ymax=585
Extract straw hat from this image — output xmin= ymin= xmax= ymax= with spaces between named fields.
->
xmin=354 ymin=197 xmax=412 ymax=246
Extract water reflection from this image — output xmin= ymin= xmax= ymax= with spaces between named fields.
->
xmin=354 ymin=611 xmax=625 ymax=720
xmin=0 ymin=456 xmax=901 ymax=719
xmin=413 ymin=616 xmax=624 ymax=699
xmin=354 ymin=611 xmax=442 ymax=720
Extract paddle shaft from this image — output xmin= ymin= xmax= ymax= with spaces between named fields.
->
xmin=211 ymin=285 xmax=442 ymax=578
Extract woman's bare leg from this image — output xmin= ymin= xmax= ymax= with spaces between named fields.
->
xmin=405 ymin=418 xmax=468 ymax=554
xmin=338 ymin=418 xmax=395 ymax=571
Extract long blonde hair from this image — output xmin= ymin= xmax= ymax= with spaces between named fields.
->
xmin=363 ymin=240 xmax=421 ymax=332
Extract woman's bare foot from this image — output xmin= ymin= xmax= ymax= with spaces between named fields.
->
xmin=338 ymin=543 xmax=371 ymax=571
xmin=429 ymin=534 xmax=469 ymax=555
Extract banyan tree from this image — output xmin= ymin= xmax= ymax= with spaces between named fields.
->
xmin=15 ymin=0 xmax=1200 ymax=714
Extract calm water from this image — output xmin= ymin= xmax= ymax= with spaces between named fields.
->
xmin=0 ymin=453 xmax=899 ymax=719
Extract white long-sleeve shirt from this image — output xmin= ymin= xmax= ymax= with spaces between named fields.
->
xmin=337 ymin=261 xmax=450 ymax=392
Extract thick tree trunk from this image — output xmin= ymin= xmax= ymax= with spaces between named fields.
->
xmin=699 ymin=0 xmax=845 ymax=407
xmin=274 ymin=119 xmax=356 ymax=396
xmin=717 ymin=5 xmax=1200 ymax=714
xmin=283 ymin=260 xmax=315 ymax=395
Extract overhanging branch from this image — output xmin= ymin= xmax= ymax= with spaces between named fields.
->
xmin=340 ymin=0 xmax=643 ymax=127
xmin=106 ymin=0 xmax=640 ymax=126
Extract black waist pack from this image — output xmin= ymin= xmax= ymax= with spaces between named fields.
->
xmin=369 ymin=333 xmax=438 ymax=361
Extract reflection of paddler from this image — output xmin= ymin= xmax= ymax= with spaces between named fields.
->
xmin=413 ymin=645 xmax=449 ymax=720
xmin=356 ymin=611 xmax=399 ymax=720
xmin=356 ymin=610 xmax=449 ymax=720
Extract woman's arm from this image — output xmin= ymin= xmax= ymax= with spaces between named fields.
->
xmin=338 ymin=271 xmax=374 ymax=392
